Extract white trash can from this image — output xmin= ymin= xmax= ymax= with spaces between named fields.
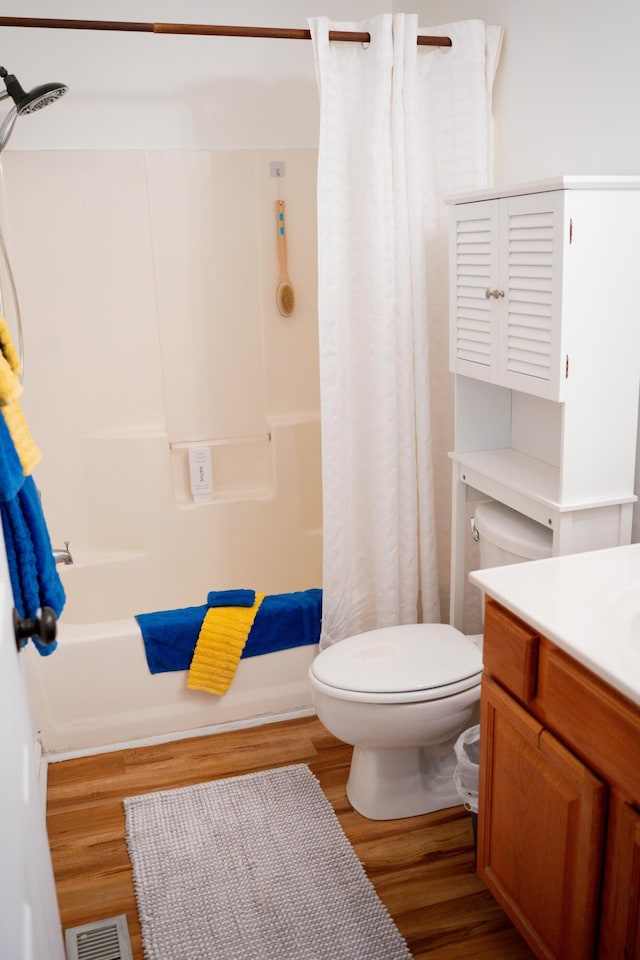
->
xmin=453 ymin=724 xmax=481 ymax=860
xmin=453 ymin=723 xmax=480 ymax=813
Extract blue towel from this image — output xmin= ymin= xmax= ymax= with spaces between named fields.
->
xmin=207 ymin=589 xmax=255 ymax=608
xmin=135 ymin=604 xmax=208 ymax=674
xmin=0 ymin=414 xmax=65 ymax=654
xmin=136 ymin=588 xmax=322 ymax=674
xmin=0 ymin=401 xmax=25 ymax=502
xmin=244 ymin=590 xmax=322 ymax=657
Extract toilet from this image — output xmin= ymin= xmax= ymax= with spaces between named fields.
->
xmin=472 ymin=499 xmax=553 ymax=577
xmin=309 ymin=500 xmax=552 ymax=820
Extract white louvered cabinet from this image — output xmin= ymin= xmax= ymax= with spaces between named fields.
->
xmin=450 ymin=189 xmax=565 ymax=401
xmin=447 ymin=177 xmax=640 ymax=629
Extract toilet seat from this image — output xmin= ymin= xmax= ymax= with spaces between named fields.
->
xmin=309 ymin=623 xmax=483 ymax=704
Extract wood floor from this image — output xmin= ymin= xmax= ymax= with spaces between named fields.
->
xmin=46 ymin=714 xmax=534 ymax=960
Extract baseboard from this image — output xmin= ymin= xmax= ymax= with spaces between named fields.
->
xmin=46 ymin=705 xmax=317 ymax=763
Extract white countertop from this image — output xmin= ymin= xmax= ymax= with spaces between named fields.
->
xmin=469 ymin=543 xmax=640 ymax=707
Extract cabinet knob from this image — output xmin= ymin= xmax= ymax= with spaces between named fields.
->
xmin=485 ymin=288 xmax=505 ymax=299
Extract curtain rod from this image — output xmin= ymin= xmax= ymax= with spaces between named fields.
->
xmin=0 ymin=16 xmax=452 ymax=47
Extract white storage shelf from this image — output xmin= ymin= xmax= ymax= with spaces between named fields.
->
xmin=447 ymin=176 xmax=640 ymax=630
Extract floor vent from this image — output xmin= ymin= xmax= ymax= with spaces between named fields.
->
xmin=64 ymin=914 xmax=133 ymax=960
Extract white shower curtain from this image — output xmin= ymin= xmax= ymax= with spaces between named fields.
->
xmin=310 ymin=16 xmax=503 ymax=648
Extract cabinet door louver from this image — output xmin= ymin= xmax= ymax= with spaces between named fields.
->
xmin=453 ymin=214 xmax=493 ymax=368
xmin=506 ymin=208 xmax=554 ymax=382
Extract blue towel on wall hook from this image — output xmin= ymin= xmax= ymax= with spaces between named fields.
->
xmin=0 ymin=411 xmax=65 ymax=654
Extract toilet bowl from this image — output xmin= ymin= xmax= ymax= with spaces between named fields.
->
xmin=309 ymin=624 xmax=483 ymax=820
xmin=310 ymin=499 xmax=553 ymax=821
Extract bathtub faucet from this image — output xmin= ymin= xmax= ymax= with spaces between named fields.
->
xmin=53 ymin=541 xmax=73 ymax=565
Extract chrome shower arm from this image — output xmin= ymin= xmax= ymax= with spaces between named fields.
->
xmin=0 ymin=107 xmax=17 ymax=153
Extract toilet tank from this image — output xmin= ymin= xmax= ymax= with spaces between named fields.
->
xmin=473 ymin=501 xmax=552 ymax=569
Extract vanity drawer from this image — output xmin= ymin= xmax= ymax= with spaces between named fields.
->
xmin=483 ymin=599 xmax=539 ymax=704
xmin=536 ymin=642 xmax=640 ymax=801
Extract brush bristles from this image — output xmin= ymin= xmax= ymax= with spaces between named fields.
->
xmin=277 ymin=282 xmax=295 ymax=317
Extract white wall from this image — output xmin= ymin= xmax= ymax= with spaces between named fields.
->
xmin=415 ymin=0 xmax=640 ymax=183
xmin=0 ymin=0 xmax=387 ymax=150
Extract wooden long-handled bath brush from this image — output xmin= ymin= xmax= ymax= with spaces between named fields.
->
xmin=275 ymin=199 xmax=295 ymax=317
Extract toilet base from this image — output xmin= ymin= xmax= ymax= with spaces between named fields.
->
xmin=346 ymin=740 xmax=461 ymax=820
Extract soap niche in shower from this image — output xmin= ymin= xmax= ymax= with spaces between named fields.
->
xmin=170 ymin=435 xmax=273 ymax=505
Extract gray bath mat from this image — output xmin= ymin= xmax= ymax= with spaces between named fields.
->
xmin=124 ymin=763 xmax=412 ymax=960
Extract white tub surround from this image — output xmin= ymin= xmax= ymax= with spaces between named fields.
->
xmin=0 ymin=150 xmax=322 ymax=615
xmin=470 ymin=542 xmax=640 ymax=707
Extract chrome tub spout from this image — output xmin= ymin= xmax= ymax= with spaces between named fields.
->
xmin=53 ymin=541 xmax=73 ymax=565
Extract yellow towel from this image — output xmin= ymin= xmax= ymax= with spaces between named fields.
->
xmin=0 ymin=350 xmax=21 ymax=405
xmin=0 ymin=314 xmax=21 ymax=377
xmin=2 ymin=402 xmax=41 ymax=475
xmin=187 ymin=593 xmax=266 ymax=695
xmin=0 ymin=315 xmax=22 ymax=407
xmin=0 ymin=316 xmax=40 ymax=475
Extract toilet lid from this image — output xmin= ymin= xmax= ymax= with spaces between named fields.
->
xmin=310 ymin=624 xmax=482 ymax=695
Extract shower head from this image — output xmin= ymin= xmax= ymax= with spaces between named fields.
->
xmin=0 ymin=68 xmax=67 ymax=115
xmin=0 ymin=66 xmax=68 ymax=151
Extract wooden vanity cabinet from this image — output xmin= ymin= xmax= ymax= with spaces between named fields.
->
xmin=479 ymin=598 xmax=640 ymax=959
xmin=599 ymin=794 xmax=640 ymax=958
xmin=480 ymin=677 xmax=605 ymax=959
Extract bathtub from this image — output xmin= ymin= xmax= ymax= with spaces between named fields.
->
xmin=25 ymin=615 xmax=318 ymax=757
xmin=23 ymin=415 xmax=322 ymax=757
